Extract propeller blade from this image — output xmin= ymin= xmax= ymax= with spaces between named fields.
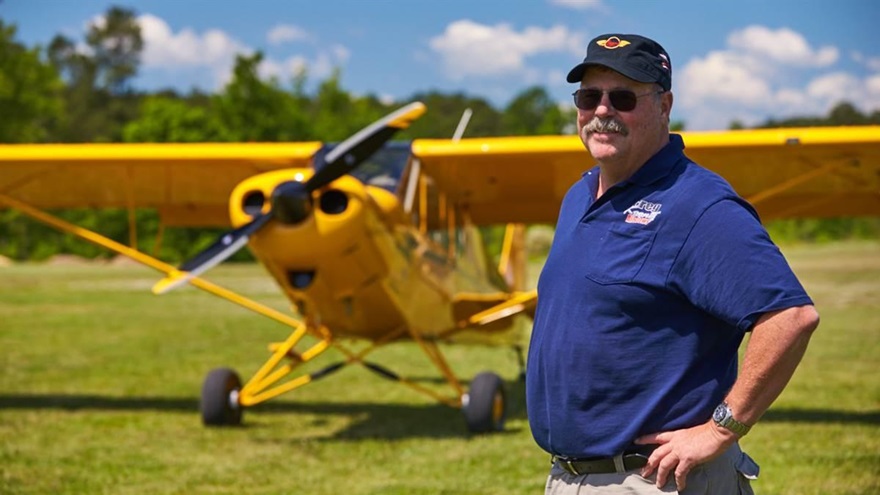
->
xmin=151 ymin=213 xmax=270 ymax=294
xmin=305 ymin=101 xmax=426 ymax=191
xmin=272 ymin=101 xmax=426 ymax=224
xmin=153 ymin=101 xmax=427 ymax=294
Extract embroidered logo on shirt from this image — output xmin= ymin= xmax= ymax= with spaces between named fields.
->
xmin=624 ymin=200 xmax=662 ymax=225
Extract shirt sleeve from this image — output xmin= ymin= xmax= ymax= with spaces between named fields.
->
xmin=668 ymin=199 xmax=813 ymax=332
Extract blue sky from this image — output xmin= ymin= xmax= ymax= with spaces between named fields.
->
xmin=4 ymin=0 xmax=879 ymax=130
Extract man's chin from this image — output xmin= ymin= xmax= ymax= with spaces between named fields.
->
xmin=588 ymin=131 xmax=622 ymax=142
xmin=585 ymin=134 xmax=623 ymax=158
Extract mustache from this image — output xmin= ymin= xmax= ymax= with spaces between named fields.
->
xmin=585 ymin=117 xmax=629 ymax=136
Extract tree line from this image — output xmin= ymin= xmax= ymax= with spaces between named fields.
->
xmin=0 ymin=7 xmax=877 ymax=261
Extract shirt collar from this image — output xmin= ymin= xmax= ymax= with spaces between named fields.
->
xmin=625 ymin=133 xmax=685 ymax=187
xmin=580 ymin=133 xmax=685 ymax=196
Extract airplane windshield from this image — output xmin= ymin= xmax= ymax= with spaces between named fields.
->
xmin=318 ymin=141 xmax=412 ymax=193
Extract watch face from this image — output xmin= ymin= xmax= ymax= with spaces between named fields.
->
xmin=713 ymin=404 xmax=726 ymax=423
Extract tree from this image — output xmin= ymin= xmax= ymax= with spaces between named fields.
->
xmin=45 ymin=6 xmax=143 ymax=142
xmin=0 ymin=21 xmax=63 ymax=142
xmin=309 ymin=68 xmax=391 ymax=141
xmin=757 ymin=101 xmax=880 ymax=128
xmin=827 ymin=102 xmax=871 ymax=126
xmin=48 ymin=34 xmax=95 ymax=88
xmin=215 ymin=52 xmax=311 ymax=141
xmin=502 ymin=86 xmax=568 ymax=135
xmin=123 ymin=96 xmax=233 ymax=143
xmin=405 ymin=91 xmax=502 ymax=138
xmin=85 ymin=6 xmax=143 ymax=94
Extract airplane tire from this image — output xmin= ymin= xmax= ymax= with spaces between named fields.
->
xmin=463 ymin=371 xmax=506 ymax=433
xmin=201 ymin=367 xmax=243 ymax=427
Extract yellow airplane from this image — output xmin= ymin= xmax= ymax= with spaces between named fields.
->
xmin=1 ymin=102 xmax=878 ymax=432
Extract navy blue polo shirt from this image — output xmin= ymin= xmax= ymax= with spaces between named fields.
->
xmin=526 ymin=134 xmax=812 ymax=458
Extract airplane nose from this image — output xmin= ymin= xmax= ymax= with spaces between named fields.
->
xmin=272 ymin=181 xmax=312 ymax=225
xmin=318 ymin=189 xmax=348 ymax=215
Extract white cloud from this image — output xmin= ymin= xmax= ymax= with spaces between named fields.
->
xmin=135 ymin=14 xmax=349 ymax=90
xmin=774 ymin=88 xmax=807 ymax=108
xmin=258 ymin=44 xmax=349 ymax=82
xmin=867 ymin=74 xmax=880 ymax=95
xmin=267 ymin=24 xmax=310 ymax=45
xmin=138 ymin=14 xmax=250 ymax=68
xmin=676 ymin=25 xmax=876 ymax=129
xmin=727 ymin=25 xmax=838 ymax=67
xmin=429 ymin=20 xmax=584 ymax=80
xmin=806 ymin=72 xmax=880 ymax=112
xmin=806 ymin=72 xmax=860 ymax=101
xmin=852 ymin=51 xmax=880 ymax=72
xmin=330 ymin=44 xmax=351 ymax=65
xmin=679 ymin=50 xmax=772 ymax=107
xmin=85 ymin=14 xmax=106 ymax=31
xmin=548 ymin=0 xmax=605 ymax=10
xmin=258 ymin=55 xmax=308 ymax=82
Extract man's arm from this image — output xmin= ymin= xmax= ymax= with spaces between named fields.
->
xmin=725 ymin=304 xmax=819 ymax=424
xmin=636 ymin=304 xmax=819 ymax=490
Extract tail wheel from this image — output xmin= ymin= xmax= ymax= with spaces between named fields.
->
xmin=201 ymin=367 xmax=243 ymax=426
xmin=463 ymin=371 xmax=506 ymax=433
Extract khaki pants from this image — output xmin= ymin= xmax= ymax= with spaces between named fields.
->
xmin=545 ymin=443 xmax=759 ymax=494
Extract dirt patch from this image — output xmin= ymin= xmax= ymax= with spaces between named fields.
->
xmin=0 ymin=255 xmax=13 ymax=267
xmin=107 ymin=255 xmax=142 ymax=267
xmin=45 ymin=254 xmax=96 ymax=266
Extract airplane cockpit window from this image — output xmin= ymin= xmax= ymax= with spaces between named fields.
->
xmin=315 ymin=141 xmax=412 ymax=193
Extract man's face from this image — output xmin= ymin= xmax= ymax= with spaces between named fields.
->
xmin=576 ymin=66 xmax=671 ymax=166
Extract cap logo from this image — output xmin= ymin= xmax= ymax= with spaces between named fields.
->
xmin=597 ymin=37 xmax=630 ymax=49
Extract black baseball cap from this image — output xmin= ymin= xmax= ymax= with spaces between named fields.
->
xmin=566 ymin=34 xmax=672 ymax=91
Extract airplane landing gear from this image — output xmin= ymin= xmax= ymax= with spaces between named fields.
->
xmin=201 ymin=367 xmax=243 ymax=426
xmin=463 ymin=371 xmax=506 ymax=433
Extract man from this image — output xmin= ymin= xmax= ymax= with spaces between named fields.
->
xmin=525 ymin=33 xmax=819 ymax=494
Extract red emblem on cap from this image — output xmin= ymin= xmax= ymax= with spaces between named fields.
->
xmin=597 ymin=37 xmax=630 ymax=49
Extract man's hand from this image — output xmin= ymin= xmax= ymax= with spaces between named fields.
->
xmin=635 ymin=421 xmax=737 ymax=491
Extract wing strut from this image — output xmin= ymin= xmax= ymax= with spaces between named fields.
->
xmin=0 ymin=192 xmax=306 ymax=331
xmin=0 ymin=191 xmax=468 ymax=410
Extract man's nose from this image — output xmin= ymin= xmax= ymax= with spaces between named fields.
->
xmin=593 ymin=92 xmax=615 ymax=116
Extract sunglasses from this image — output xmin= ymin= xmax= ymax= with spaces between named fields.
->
xmin=572 ymin=88 xmax=664 ymax=112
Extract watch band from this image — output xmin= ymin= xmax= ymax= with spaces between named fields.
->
xmin=714 ymin=402 xmax=752 ymax=436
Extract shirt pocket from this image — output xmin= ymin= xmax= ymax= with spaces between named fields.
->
xmin=583 ymin=223 xmax=656 ymax=285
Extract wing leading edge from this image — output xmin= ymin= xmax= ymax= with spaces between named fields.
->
xmin=2 ymin=126 xmax=877 ymax=228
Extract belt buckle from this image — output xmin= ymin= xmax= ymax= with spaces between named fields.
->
xmin=554 ymin=456 xmax=581 ymax=476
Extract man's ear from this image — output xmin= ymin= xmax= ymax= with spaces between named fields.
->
xmin=661 ymin=91 xmax=674 ymax=120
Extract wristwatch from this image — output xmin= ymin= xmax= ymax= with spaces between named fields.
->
xmin=712 ymin=401 xmax=751 ymax=436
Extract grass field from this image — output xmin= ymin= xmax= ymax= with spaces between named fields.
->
xmin=1 ymin=241 xmax=878 ymax=494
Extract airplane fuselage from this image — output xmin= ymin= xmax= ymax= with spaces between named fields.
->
xmin=230 ymin=169 xmax=516 ymax=343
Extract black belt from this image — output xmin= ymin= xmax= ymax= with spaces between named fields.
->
xmin=552 ymin=447 xmax=654 ymax=476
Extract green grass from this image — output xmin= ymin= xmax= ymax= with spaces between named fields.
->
xmin=1 ymin=241 xmax=878 ymax=494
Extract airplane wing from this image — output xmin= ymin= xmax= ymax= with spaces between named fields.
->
xmin=2 ymin=126 xmax=877 ymax=228
xmin=0 ymin=142 xmax=322 ymax=226
xmin=411 ymin=126 xmax=880 ymax=224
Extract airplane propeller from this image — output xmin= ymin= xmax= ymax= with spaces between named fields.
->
xmin=152 ymin=101 xmax=427 ymax=295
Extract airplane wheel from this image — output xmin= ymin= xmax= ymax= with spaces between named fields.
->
xmin=201 ymin=367 xmax=243 ymax=427
xmin=463 ymin=371 xmax=506 ymax=433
